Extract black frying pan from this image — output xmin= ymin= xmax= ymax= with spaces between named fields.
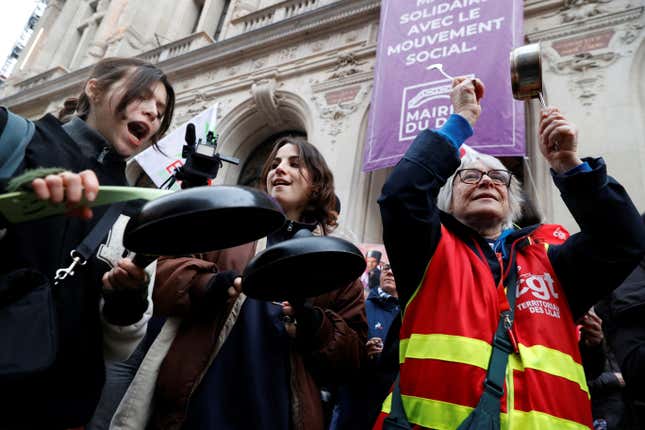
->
xmin=242 ymin=236 xmax=366 ymax=301
xmin=123 ymin=185 xmax=285 ymax=262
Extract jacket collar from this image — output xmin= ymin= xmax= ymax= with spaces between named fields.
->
xmin=62 ymin=116 xmax=125 ymax=167
xmin=440 ymin=210 xmax=538 ymax=284
xmin=367 ymin=287 xmax=399 ymax=307
xmin=267 ymin=218 xmax=318 ymax=247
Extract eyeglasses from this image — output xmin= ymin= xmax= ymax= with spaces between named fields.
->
xmin=455 ymin=169 xmax=512 ymax=187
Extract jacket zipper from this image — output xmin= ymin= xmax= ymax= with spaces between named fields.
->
xmin=97 ymin=146 xmax=110 ymax=164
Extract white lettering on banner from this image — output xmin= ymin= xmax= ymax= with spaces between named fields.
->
xmin=404 ymin=0 xmax=488 ymax=23
xmin=387 ymin=19 xmax=504 ymax=57
xmin=405 ymin=42 xmax=477 ymax=66
xmin=399 ymin=80 xmax=457 ymax=141
xmin=407 ymin=13 xmax=492 ymax=36
xmin=363 ymin=0 xmax=525 ymax=171
xmin=388 ymin=0 xmax=505 ymax=71
xmin=407 ymin=16 xmax=455 ymax=34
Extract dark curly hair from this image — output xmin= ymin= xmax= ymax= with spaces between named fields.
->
xmin=260 ymin=136 xmax=338 ymax=234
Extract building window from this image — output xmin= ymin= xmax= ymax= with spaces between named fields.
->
xmin=214 ymin=0 xmax=232 ymax=41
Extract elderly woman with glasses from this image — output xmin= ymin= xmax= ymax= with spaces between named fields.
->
xmin=374 ymin=77 xmax=645 ymax=430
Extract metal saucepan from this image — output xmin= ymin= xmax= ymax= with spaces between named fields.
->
xmin=123 ymin=185 xmax=285 ymax=262
xmin=242 ymin=236 xmax=366 ymax=302
xmin=510 ymin=42 xmax=547 ymax=108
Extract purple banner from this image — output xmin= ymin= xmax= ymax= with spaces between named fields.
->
xmin=363 ymin=0 xmax=525 ymax=172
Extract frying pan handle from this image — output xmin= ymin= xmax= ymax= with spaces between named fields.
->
xmin=132 ymin=253 xmax=157 ymax=268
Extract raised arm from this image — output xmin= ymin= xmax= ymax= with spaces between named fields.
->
xmin=540 ymin=107 xmax=645 ymax=319
xmin=378 ymin=78 xmax=484 ymax=307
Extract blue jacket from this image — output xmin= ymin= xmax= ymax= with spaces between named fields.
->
xmin=365 ymin=288 xmax=399 ymax=340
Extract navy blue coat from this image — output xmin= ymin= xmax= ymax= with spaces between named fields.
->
xmin=365 ymin=288 xmax=399 ymax=341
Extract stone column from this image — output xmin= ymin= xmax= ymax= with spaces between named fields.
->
xmin=83 ymin=0 xmax=128 ymax=65
xmin=39 ymin=0 xmax=87 ymax=71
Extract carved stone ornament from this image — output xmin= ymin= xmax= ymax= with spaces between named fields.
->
xmin=333 ymin=53 xmax=365 ymax=70
xmin=319 ymin=103 xmax=357 ymax=121
xmin=279 ymin=47 xmax=298 ymax=60
xmin=311 ymin=39 xmax=327 ymax=52
xmin=543 ymin=48 xmax=614 ymax=108
xmin=550 ymin=51 xmax=620 ymax=75
xmin=311 ymin=79 xmax=373 ymax=137
xmin=560 ymin=0 xmax=614 ymax=23
xmin=327 ymin=123 xmax=344 ymax=137
xmin=251 ymin=78 xmax=284 ymax=127
xmin=312 ymin=80 xmax=371 ymax=118
xmin=185 ymin=92 xmax=213 ymax=116
xmin=567 ymin=73 xmax=606 ymax=107
xmin=344 ymin=30 xmax=360 ymax=43
xmin=621 ymin=23 xmax=645 ymax=45
xmin=329 ymin=53 xmax=366 ymax=80
xmin=252 ymin=57 xmax=267 ymax=69
xmin=233 ymin=0 xmax=259 ymax=20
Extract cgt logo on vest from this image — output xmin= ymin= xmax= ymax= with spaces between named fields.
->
xmin=516 ymin=270 xmax=562 ymax=319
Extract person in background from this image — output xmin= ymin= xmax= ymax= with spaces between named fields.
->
xmin=365 ymin=263 xmax=400 ymax=361
xmin=361 ymin=249 xmax=382 ymax=294
xmin=595 ymin=240 xmax=645 ymax=429
xmin=579 ymin=308 xmax=626 ymax=430
xmin=331 ymin=263 xmax=401 ymax=430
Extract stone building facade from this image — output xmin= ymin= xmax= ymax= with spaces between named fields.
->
xmin=1 ymin=0 xmax=643 ymax=240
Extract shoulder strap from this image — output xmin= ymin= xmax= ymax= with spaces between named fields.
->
xmin=0 ymin=110 xmax=35 ymax=179
xmin=255 ymin=236 xmax=267 ymax=255
xmin=383 ymin=373 xmax=412 ymax=429
xmin=54 ymin=202 xmax=127 ymax=285
xmin=456 ymin=247 xmax=520 ymax=430
xmin=387 ymin=244 xmax=521 ymax=430
xmin=481 ymin=249 xmax=518 ymax=402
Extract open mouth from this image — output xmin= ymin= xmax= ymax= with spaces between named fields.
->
xmin=272 ymin=179 xmax=291 ymax=187
xmin=127 ymin=121 xmax=150 ymax=142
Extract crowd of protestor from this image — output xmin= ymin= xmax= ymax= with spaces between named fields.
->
xmin=1 ymin=57 xmax=644 ymax=430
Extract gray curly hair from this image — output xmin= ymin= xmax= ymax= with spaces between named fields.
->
xmin=436 ymin=146 xmax=523 ymax=229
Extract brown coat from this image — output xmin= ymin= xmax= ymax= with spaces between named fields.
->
xmin=149 ymin=241 xmax=367 ymax=430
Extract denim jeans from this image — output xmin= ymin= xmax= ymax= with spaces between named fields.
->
xmin=87 ymin=317 xmax=164 ymax=430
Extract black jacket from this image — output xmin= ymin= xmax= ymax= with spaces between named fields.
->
xmin=379 ymin=129 xmax=645 ymax=321
xmin=596 ymin=257 xmax=645 ymax=429
xmin=0 ymin=112 xmax=129 ymax=429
